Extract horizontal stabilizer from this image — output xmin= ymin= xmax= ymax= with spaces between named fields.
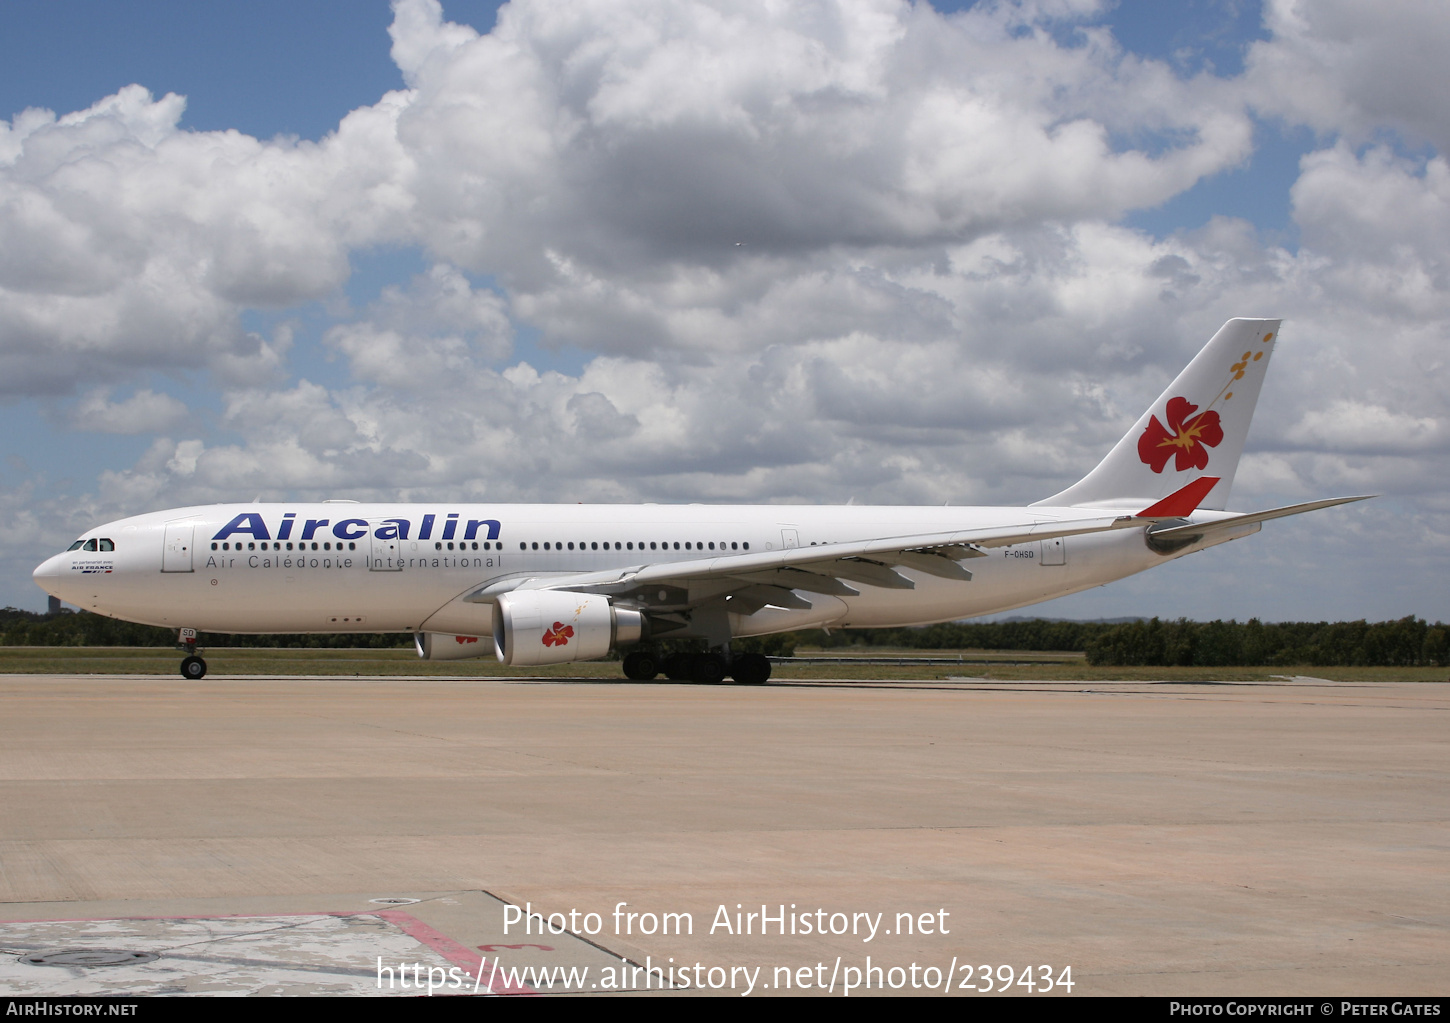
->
xmin=1147 ymin=495 xmax=1372 ymax=545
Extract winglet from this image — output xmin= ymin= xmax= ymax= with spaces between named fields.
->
xmin=1138 ymin=477 xmax=1220 ymax=518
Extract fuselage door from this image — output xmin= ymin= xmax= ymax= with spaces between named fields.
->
xmin=161 ymin=521 xmax=195 ymax=573
xmin=781 ymin=528 xmax=800 ymax=549
xmin=370 ymin=523 xmax=401 ymax=571
xmin=1040 ymin=537 xmax=1066 ymax=566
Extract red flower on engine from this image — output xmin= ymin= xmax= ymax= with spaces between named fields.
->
xmin=542 ymin=622 xmax=574 ymax=647
xmin=1138 ymin=396 xmax=1223 ymax=473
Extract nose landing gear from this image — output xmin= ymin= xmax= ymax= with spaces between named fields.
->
xmin=177 ymin=628 xmax=207 ymax=680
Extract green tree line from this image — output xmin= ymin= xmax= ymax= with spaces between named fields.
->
xmin=689 ymin=616 xmax=1450 ymax=666
xmin=2 ymin=608 xmax=1444 ymax=666
xmin=1081 ymin=616 xmax=1448 ymax=667
xmin=0 ymin=608 xmax=409 ymax=649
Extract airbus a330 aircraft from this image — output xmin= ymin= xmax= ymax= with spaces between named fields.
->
xmin=34 ymin=318 xmax=1364 ymax=683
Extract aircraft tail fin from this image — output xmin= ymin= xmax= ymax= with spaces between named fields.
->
xmin=1035 ymin=318 xmax=1280 ymax=511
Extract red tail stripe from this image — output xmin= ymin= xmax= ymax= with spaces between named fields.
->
xmin=1138 ymin=476 xmax=1220 ymax=518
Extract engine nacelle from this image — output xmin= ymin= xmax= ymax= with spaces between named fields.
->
xmin=492 ymin=590 xmax=644 ymax=666
xmin=415 ymin=632 xmax=493 ymax=661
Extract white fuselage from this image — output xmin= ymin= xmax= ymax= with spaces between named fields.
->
xmin=32 ymin=501 xmax=1243 ymax=639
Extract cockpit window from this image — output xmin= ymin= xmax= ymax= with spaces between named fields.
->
xmin=67 ymin=537 xmax=115 ymax=552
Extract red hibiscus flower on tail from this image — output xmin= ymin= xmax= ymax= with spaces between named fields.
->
xmin=542 ymin=622 xmax=574 ymax=647
xmin=1138 ymin=396 xmax=1223 ymax=473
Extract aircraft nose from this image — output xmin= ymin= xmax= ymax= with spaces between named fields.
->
xmin=33 ymin=553 xmax=73 ymax=598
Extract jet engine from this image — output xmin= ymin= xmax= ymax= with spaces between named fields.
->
xmin=414 ymin=632 xmax=493 ymax=660
xmin=492 ymin=590 xmax=645 ymax=666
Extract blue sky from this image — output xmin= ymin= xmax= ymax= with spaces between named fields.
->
xmin=2 ymin=0 xmax=1446 ymax=623
xmin=2 ymin=2 xmax=411 ymax=141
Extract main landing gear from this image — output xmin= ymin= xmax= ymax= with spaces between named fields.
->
xmin=177 ymin=628 xmax=207 ymax=680
xmin=623 ymin=650 xmax=772 ymax=685
xmin=622 ymin=650 xmax=659 ymax=681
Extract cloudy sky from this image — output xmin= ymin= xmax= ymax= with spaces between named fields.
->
xmin=2 ymin=0 xmax=1445 ymax=622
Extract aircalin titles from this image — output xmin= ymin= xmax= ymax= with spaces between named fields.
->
xmin=211 ymin=511 xmax=502 ymax=542
xmin=205 ymin=511 xmax=504 ymax=572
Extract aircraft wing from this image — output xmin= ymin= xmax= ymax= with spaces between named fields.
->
xmin=462 ymin=514 xmax=1139 ymax=613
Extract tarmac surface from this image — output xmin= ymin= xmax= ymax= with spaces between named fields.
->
xmin=0 ymin=674 xmax=1446 ymax=997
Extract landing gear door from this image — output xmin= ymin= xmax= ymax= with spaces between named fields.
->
xmin=370 ymin=522 xmax=401 ymax=571
xmin=162 ymin=521 xmax=195 ymax=573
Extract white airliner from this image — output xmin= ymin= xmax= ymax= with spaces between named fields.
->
xmin=34 ymin=318 xmax=1364 ymax=683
